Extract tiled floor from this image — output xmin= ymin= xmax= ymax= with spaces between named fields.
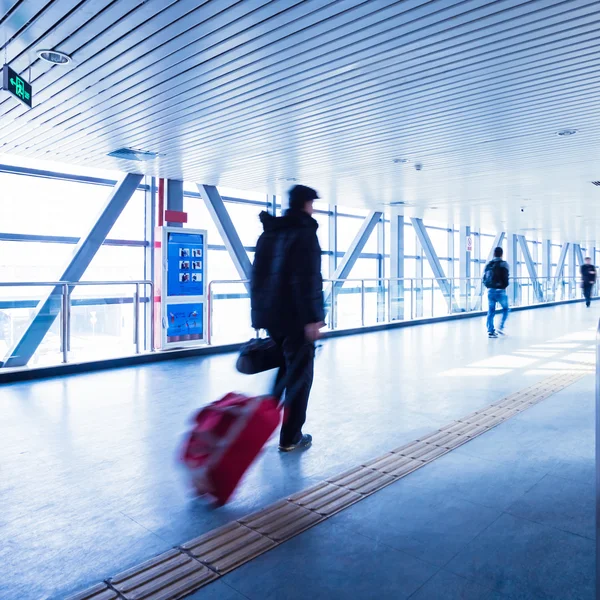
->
xmin=0 ymin=303 xmax=596 ymax=599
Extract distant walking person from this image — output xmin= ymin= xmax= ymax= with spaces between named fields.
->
xmin=580 ymin=257 xmax=597 ymax=308
xmin=483 ymin=247 xmax=510 ymax=338
xmin=251 ymin=185 xmax=325 ymax=452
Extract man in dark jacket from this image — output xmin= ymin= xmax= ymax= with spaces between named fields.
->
xmin=251 ymin=185 xmax=325 ymax=452
xmin=483 ymin=247 xmax=510 ymax=338
xmin=580 ymin=257 xmax=597 ymax=307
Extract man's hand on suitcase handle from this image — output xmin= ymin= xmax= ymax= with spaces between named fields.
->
xmin=304 ymin=321 xmax=325 ymax=342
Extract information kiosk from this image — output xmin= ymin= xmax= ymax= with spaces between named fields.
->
xmin=154 ymin=226 xmax=208 ymax=349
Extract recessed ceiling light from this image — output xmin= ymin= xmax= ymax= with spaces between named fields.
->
xmin=37 ymin=49 xmax=72 ymax=65
xmin=556 ymin=128 xmax=577 ymax=137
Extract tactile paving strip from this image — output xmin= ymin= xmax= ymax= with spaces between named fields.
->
xmin=182 ymin=522 xmax=276 ymax=574
xmin=70 ymin=370 xmax=588 ymax=600
xmin=110 ymin=549 xmax=217 ymax=600
xmin=65 ymin=583 xmax=118 ymax=600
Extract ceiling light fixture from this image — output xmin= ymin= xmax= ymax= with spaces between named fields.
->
xmin=37 ymin=49 xmax=72 ymax=65
xmin=556 ymin=128 xmax=577 ymax=137
xmin=107 ymin=147 xmax=158 ymax=161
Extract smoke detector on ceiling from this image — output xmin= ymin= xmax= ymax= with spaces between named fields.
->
xmin=37 ymin=49 xmax=72 ymax=65
xmin=556 ymin=129 xmax=577 ymax=137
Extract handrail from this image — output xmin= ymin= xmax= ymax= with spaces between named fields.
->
xmin=0 ymin=280 xmax=153 ymax=287
xmin=0 ymin=279 xmax=154 ymax=364
xmin=206 ymin=275 xmax=593 ymax=344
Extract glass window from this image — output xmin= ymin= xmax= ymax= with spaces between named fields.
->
xmin=0 ymin=241 xmax=73 ymax=289
xmin=185 ymin=196 xmax=225 ymax=246
xmin=347 ymin=258 xmax=379 ymax=280
xmin=336 ymin=214 xmax=363 ymax=253
xmin=405 ymin=223 xmax=417 ymax=256
xmin=480 ymin=235 xmax=495 ymax=263
xmin=106 ymin=190 xmax=146 ymax=241
xmin=426 ymin=227 xmax=449 ymax=259
xmin=0 ymin=173 xmax=117 ymax=236
xmin=227 ymin=202 xmax=265 ymax=247
xmin=313 ymin=212 xmax=330 ymax=252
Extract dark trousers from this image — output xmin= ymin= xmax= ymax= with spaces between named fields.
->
xmin=583 ymin=283 xmax=593 ymax=306
xmin=269 ymin=331 xmax=315 ymax=446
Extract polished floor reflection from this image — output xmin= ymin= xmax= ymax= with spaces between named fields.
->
xmin=0 ymin=303 xmax=596 ymax=599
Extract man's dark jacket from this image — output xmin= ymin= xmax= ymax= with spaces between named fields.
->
xmin=581 ymin=264 xmax=596 ymax=285
xmin=251 ymin=209 xmax=325 ymax=334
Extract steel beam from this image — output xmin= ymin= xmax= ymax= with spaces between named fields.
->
xmin=411 ymin=218 xmax=457 ymax=312
xmin=2 ymin=173 xmax=143 ymax=368
xmin=574 ymin=243 xmax=585 ymax=267
xmin=328 ymin=204 xmax=338 ymax=280
xmin=166 ymin=179 xmax=184 ymax=227
xmin=555 ymin=243 xmax=569 ymax=279
xmin=389 ymin=212 xmax=405 ymax=321
xmin=459 ymin=225 xmax=471 ymax=310
xmin=569 ymin=243 xmax=578 ymax=280
xmin=325 ymin=211 xmax=382 ymax=305
xmin=197 ymin=184 xmax=252 ymax=286
xmin=144 ymin=176 xmax=156 ymax=351
xmin=507 ymin=233 xmax=520 ymax=305
xmin=541 ymin=240 xmax=552 ymax=279
xmin=517 ymin=235 xmax=543 ymax=302
xmin=376 ymin=217 xmax=386 ymax=322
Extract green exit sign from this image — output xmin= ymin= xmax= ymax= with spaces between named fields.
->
xmin=2 ymin=64 xmax=32 ymax=108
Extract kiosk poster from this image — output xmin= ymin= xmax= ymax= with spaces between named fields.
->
xmin=166 ymin=303 xmax=203 ymax=341
xmin=167 ymin=231 xmax=204 ymax=297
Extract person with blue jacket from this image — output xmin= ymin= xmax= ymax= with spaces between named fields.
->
xmin=483 ymin=247 xmax=510 ymax=338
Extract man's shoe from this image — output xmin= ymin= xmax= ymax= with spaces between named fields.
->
xmin=497 ymin=329 xmax=506 ymax=336
xmin=279 ymin=434 xmax=312 ymax=452
xmin=488 ymin=332 xmax=498 ymax=338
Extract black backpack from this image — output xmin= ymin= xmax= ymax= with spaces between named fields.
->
xmin=483 ymin=261 xmax=504 ymax=289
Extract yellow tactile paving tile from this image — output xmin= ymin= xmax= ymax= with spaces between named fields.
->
xmin=239 ymin=500 xmax=323 ymax=542
xmin=182 ymin=522 xmax=275 ymax=574
xmin=110 ymin=549 xmax=216 ymax=600
xmin=65 ymin=582 xmax=118 ymax=600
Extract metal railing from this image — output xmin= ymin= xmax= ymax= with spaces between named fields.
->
xmin=207 ymin=276 xmax=597 ymax=344
xmin=0 ymin=275 xmax=593 ymax=365
xmin=0 ymin=280 xmax=154 ymax=364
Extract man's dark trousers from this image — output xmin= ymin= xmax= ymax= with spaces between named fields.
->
xmin=270 ymin=331 xmax=315 ymax=446
xmin=583 ymin=283 xmax=593 ymax=307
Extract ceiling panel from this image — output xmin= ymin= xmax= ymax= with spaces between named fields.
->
xmin=1 ymin=0 xmax=600 ymax=241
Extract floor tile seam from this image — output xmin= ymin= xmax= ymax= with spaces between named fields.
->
xmin=501 ymin=506 xmax=595 ymax=542
xmin=434 ymin=510 xmax=509 ymax=574
xmin=67 ymin=370 xmax=586 ymax=600
xmin=219 ymin=578 xmax=254 ymax=600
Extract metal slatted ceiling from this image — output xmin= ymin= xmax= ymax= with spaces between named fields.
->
xmin=1 ymin=0 xmax=600 ymax=239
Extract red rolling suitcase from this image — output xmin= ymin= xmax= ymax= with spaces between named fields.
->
xmin=181 ymin=391 xmax=281 ymax=505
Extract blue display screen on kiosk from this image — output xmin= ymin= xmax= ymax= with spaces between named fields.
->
xmin=167 ymin=232 xmax=205 ymax=297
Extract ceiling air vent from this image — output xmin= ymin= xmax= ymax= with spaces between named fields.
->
xmin=383 ymin=201 xmax=414 ymax=207
xmin=107 ymin=148 xmax=158 ymax=161
xmin=591 ymin=181 xmax=600 ymax=187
